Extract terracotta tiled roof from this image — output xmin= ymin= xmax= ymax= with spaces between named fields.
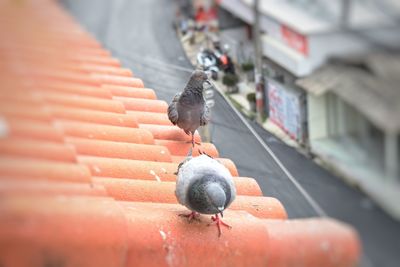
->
xmin=0 ymin=0 xmax=361 ymax=266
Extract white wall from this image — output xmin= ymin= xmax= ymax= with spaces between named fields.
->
xmin=308 ymin=26 xmax=400 ymax=71
xmin=221 ymin=0 xmax=400 ymax=76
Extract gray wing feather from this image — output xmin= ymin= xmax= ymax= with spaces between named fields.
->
xmin=167 ymin=92 xmax=181 ymax=125
xmin=200 ymin=103 xmax=210 ymax=126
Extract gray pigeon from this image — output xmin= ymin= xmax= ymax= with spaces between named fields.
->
xmin=167 ymin=70 xmax=211 ymax=147
xmin=175 ymin=152 xmax=236 ymax=236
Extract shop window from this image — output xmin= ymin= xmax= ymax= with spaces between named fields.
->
xmin=325 ymin=93 xmax=386 ymax=167
xmin=217 ymin=6 xmax=245 ymax=30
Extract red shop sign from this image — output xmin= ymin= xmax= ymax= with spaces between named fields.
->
xmin=280 ymin=25 xmax=308 ymax=56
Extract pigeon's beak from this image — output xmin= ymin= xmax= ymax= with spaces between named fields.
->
xmin=218 ymin=206 xmax=224 ymax=218
xmin=204 ymin=70 xmax=212 ymax=79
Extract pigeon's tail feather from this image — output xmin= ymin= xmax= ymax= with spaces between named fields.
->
xmin=200 ymin=104 xmax=211 ymax=126
xmin=175 ymin=147 xmax=193 ymax=176
xmin=186 ymin=147 xmax=193 ymax=158
xmin=167 ymin=92 xmax=181 ymax=125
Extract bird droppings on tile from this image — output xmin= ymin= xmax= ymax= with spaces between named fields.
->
xmin=0 ymin=0 xmax=361 ymax=266
xmin=320 ymin=240 xmax=331 ymax=252
xmin=0 ymin=117 xmax=9 ymax=139
xmin=159 ymin=230 xmax=167 ymax=241
xmin=93 ymin=165 xmax=102 ymax=174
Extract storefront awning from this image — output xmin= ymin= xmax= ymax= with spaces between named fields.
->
xmin=296 ymin=61 xmax=400 ymax=133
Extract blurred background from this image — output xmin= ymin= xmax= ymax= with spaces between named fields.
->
xmin=172 ymin=0 xmax=400 ymax=203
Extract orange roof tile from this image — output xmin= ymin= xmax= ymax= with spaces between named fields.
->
xmin=115 ymin=97 xmax=168 ymax=113
xmin=0 ymin=103 xmax=52 ymax=122
xmin=0 ymin=179 xmax=107 ymax=197
xmin=155 ymin=139 xmax=219 ymax=157
xmin=43 ymin=92 xmax=126 ymax=113
xmin=37 ymin=81 xmax=114 ymax=98
xmin=0 ymin=196 xmax=128 ymax=267
xmin=0 ymin=0 xmax=361 ymax=266
xmin=230 ymin=176 xmax=264 ymax=196
xmin=57 ymin=120 xmax=155 ymax=144
xmin=92 ymin=178 xmax=286 ymax=219
xmin=105 ymin=85 xmax=156 ymax=99
xmin=78 ymin=156 xmax=179 ymax=181
xmin=67 ymin=137 xmax=172 ymax=162
xmin=119 ymin=201 xmax=360 ymax=267
xmin=48 ymin=105 xmax=139 ymax=127
xmin=0 ymin=138 xmax=76 ymax=162
xmin=65 ymin=64 xmax=133 ymax=77
xmin=7 ymin=118 xmax=65 ymax=142
xmin=0 ymin=157 xmax=91 ymax=183
xmin=92 ymin=75 xmax=144 ymax=87
xmin=128 ymin=111 xmax=172 ymax=125
xmin=140 ymin=124 xmax=202 ymax=142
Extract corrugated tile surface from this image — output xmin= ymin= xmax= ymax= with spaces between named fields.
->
xmin=0 ymin=0 xmax=361 ymax=266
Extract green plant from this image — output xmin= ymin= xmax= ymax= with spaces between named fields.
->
xmin=241 ymin=62 xmax=254 ymax=72
xmin=246 ymin=92 xmax=256 ymax=102
xmin=222 ymin=73 xmax=239 ymax=87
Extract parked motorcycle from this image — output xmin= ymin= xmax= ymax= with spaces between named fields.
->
xmin=214 ymin=44 xmax=236 ymax=75
xmin=196 ymin=49 xmax=219 ymax=80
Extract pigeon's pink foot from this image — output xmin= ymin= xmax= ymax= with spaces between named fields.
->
xmin=208 ymin=214 xmax=232 ymax=237
xmin=183 ymin=133 xmax=200 ymax=147
xmin=179 ymin=211 xmax=200 ymax=222
xmin=185 ymin=140 xmax=201 ymax=147
xmin=198 ymin=149 xmax=213 ymax=158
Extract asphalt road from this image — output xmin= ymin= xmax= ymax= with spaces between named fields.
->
xmin=62 ymin=1 xmax=400 ymax=266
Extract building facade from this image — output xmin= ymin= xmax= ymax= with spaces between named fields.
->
xmin=217 ymin=0 xmax=400 ymax=219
